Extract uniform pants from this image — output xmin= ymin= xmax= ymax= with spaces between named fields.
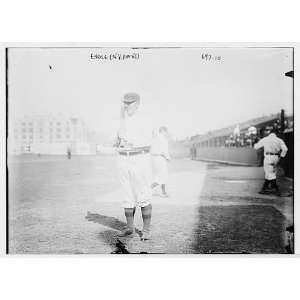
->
xmin=152 ymin=155 xmax=168 ymax=185
xmin=263 ymin=155 xmax=280 ymax=180
xmin=118 ymin=153 xmax=152 ymax=208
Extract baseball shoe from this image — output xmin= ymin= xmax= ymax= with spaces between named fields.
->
xmin=117 ymin=228 xmax=134 ymax=237
xmin=140 ymin=230 xmax=151 ymax=241
xmin=264 ymin=188 xmax=282 ymax=197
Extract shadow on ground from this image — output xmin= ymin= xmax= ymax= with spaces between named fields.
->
xmin=192 ymin=205 xmax=287 ymax=254
xmin=85 ymin=212 xmax=144 ymax=254
xmin=86 ymin=212 xmax=126 ymax=231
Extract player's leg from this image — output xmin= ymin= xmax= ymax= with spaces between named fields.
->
xmin=259 ymin=180 xmax=270 ymax=194
xmin=117 ymin=157 xmax=136 ymax=237
xmin=260 ymin=157 xmax=271 ymax=194
xmin=133 ymin=154 xmax=152 ymax=240
xmin=160 ymin=158 xmax=169 ymax=197
xmin=151 ymin=156 xmax=160 ymax=189
xmin=161 ymin=184 xmax=169 ymax=197
xmin=270 ymin=179 xmax=280 ymax=192
xmin=270 ymin=156 xmax=281 ymax=195
xmin=141 ymin=204 xmax=152 ymax=240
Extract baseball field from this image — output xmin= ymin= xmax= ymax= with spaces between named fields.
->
xmin=8 ymin=154 xmax=293 ymax=254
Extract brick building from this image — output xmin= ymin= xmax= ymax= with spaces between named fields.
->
xmin=9 ymin=114 xmax=96 ymax=155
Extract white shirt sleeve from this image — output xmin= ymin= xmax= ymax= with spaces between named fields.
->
xmin=120 ymin=114 xmax=153 ymax=148
xmin=254 ymin=138 xmax=265 ymax=150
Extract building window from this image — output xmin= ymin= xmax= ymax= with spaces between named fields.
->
xmin=56 ymin=134 xmax=61 ymax=139
xmin=22 ymin=128 xmax=26 ymax=133
xmin=66 ymin=134 xmax=70 ymax=139
xmin=29 ymin=128 xmax=33 ymax=133
xmin=66 ymin=127 xmax=70 ymax=132
xmin=56 ymin=128 xmax=61 ymax=132
xmin=22 ymin=135 xmax=26 ymax=139
xmin=56 ymin=122 xmax=61 ymax=126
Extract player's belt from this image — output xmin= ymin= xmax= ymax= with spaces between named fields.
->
xmin=119 ymin=148 xmax=150 ymax=156
xmin=265 ymin=152 xmax=280 ymax=156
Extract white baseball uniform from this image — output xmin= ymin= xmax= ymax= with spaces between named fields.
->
xmin=254 ymin=133 xmax=288 ymax=180
xmin=117 ymin=111 xmax=153 ymax=208
xmin=151 ymin=133 xmax=170 ymax=184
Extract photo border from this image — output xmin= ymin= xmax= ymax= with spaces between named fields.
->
xmin=1 ymin=42 xmax=298 ymax=256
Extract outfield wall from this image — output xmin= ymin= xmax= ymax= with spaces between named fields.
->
xmin=194 ymin=147 xmax=261 ymax=166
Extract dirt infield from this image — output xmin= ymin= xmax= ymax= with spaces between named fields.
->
xmin=8 ymin=155 xmax=293 ymax=254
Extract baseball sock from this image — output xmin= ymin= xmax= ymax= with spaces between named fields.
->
xmin=141 ymin=204 xmax=152 ymax=232
xmin=124 ymin=208 xmax=135 ymax=230
xmin=271 ymin=179 xmax=279 ymax=191
xmin=262 ymin=179 xmax=269 ymax=191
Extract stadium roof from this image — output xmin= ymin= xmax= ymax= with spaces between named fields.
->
xmin=190 ymin=113 xmax=292 ymax=143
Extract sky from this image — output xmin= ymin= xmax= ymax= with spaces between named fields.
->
xmin=8 ymin=47 xmax=293 ymax=140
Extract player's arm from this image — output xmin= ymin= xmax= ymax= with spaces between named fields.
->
xmin=280 ymin=139 xmax=288 ymax=158
xmin=164 ymin=145 xmax=171 ymax=161
xmin=161 ymin=154 xmax=171 ymax=161
xmin=161 ymin=142 xmax=171 ymax=161
xmin=254 ymin=138 xmax=264 ymax=150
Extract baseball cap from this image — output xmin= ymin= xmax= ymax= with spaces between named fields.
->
xmin=123 ymin=92 xmax=140 ymax=104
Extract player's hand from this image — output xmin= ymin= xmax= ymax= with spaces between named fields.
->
xmin=162 ymin=154 xmax=170 ymax=162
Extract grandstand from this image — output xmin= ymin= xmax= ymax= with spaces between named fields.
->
xmin=191 ymin=112 xmax=292 ymax=149
xmin=189 ymin=110 xmax=293 ymax=178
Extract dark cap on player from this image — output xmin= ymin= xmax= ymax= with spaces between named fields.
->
xmin=123 ymin=92 xmax=140 ymax=104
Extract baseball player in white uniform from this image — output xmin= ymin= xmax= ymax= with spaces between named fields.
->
xmin=116 ymin=93 xmax=153 ymax=240
xmin=151 ymin=126 xmax=171 ymax=197
xmin=254 ymin=129 xmax=288 ymax=195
